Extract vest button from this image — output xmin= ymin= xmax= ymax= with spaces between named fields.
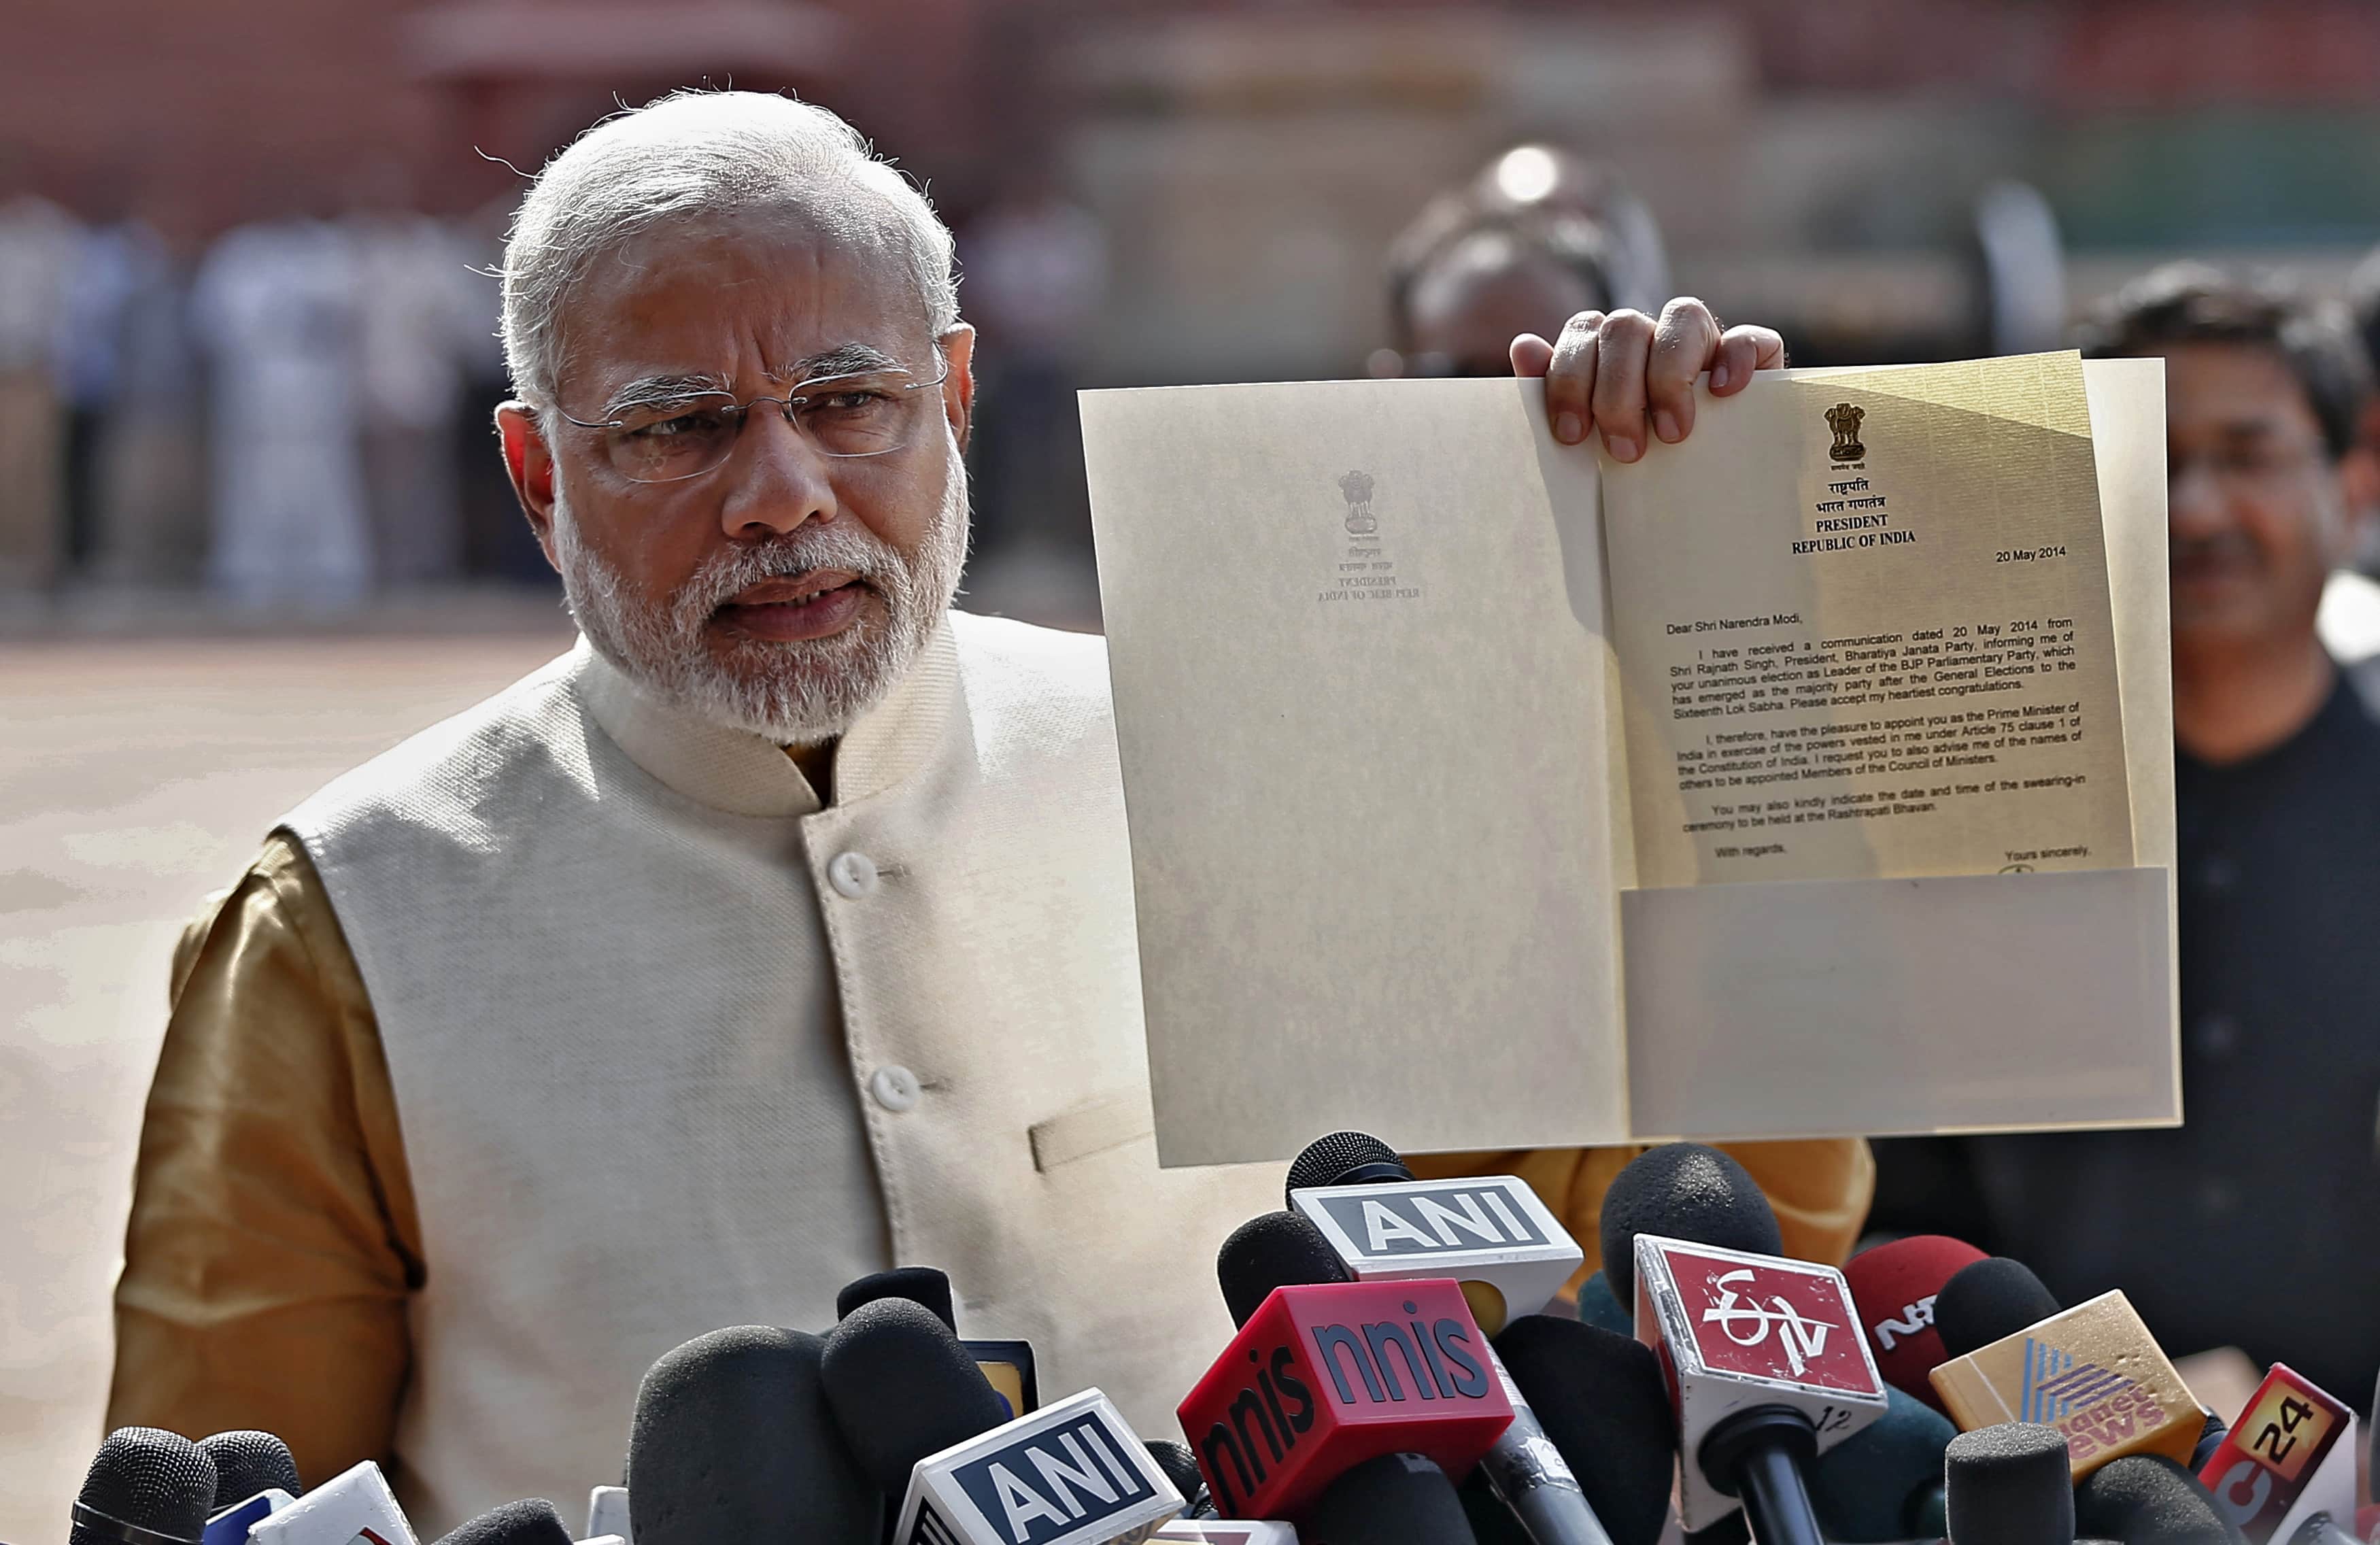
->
xmin=870 ymin=1065 xmax=921 ymax=1113
xmin=828 ymin=850 xmax=881 ymax=899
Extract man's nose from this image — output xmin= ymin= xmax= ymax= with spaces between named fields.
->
xmin=2168 ymin=458 xmax=2235 ymax=535
xmin=718 ymin=406 xmax=838 ymax=541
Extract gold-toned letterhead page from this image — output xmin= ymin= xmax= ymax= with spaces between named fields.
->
xmin=1599 ymin=351 xmax=2136 ymax=889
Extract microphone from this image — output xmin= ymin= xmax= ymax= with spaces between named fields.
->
xmin=430 ymin=1500 xmax=572 ymax=1545
xmin=1945 ymin=1422 xmax=2075 ymax=1545
xmin=1596 ymin=1146 xmax=1782 ymax=1314
xmin=581 ymin=1487 xmax=629 ymax=1544
xmin=1572 ymin=1273 xmax=1630 ymax=1338
xmin=1629 ymin=1233 xmax=1889 ymax=1542
xmin=1841 ymin=1234 xmax=1988 ymax=1414
xmin=1931 ymin=1255 xmax=2063 ymax=1360
xmin=246 ymin=1461 xmax=418 ymax=1545
xmin=2074 ymin=1453 xmax=2248 ymax=1544
xmin=822 ymin=1295 xmax=1015 ymax=1496
xmin=1220 ymin=1212 xmax=1355 ymax=1327
xmin=1489 ymin=1315 xmax=1680 ymax=1545
xmin=1285 ymin=1134 xmax=1616 ymax=1545
xmin=1927 ymin=1286 xmax=2204 ymax=1479
xmin=1804 ymin=1385 xmax=1956 ymax=1542
xmin=2195 ymin=1363 xmax=2359 ymax=1543
xmin=1151 ymin=1525 xmax=1299 ymax=1543
xmin=1302 ymin=1453 xmax=1478 ymax=1545
xmin=837 ymin=1266 xmax=1043 ymax=1420
xmin=2196 ymin=1412 xmax=2232 ymax=1471
xmin=1146 ymin=1440 xmax=1213 ymax=1516
xmin=197 ymin=1431 xmax=302 ymax=1511
xmin=626 ymin=1325 xmax=880 ymax=1545
xmin=894 ymin=1387 xmax=1183 ymax=1545
xmin=203 ymin=1487 xmax=297 ymax=1545
xmin=72 ymin=1428 xmax=218 ymax=1545
xmin=2283 ymin=1516 xmax=2361 ymax=1544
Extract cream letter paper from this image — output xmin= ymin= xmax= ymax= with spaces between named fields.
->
xmin=1599 ymin=351 xmax=2136 ymax=887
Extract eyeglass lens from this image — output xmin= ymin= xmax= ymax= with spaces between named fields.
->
xmin=602 ymin=371 xmax=936 ymax=483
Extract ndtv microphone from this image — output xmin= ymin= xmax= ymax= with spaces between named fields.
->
xmin=1631 ymin=1234 xmax=1888 ymax=1541
xmin=1928 ymin=1289 xmax=2203 ymax=1479
xmin=2196 ymin=1363 xmax=2360 ymax=1543
xmin=1178 ymin=1276 xmax=1512 ymax=1521
xmin=896 ymin=1387 xmax=1183 ymax=1545
xmin=1842 ymin=1234 xmax=1987 ymax=1414
xmin=72 ymin=1429 xmax=217 ymax=1545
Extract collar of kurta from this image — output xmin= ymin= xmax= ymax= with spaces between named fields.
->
xmin=571 ymin=616 xmax=962 ymax=818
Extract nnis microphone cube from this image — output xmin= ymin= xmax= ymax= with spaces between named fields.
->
xmin=1633 ymin=1234 xmax=1889 ymax=1530
xmin=897 ymin=1388 xmax=1181 ymax=1545
xmin=1289 ymin=1173 xmax=1582 ymax=1334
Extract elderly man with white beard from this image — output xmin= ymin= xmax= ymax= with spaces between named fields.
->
xmin=105 ymin=91 xmax=1856 ymax=1528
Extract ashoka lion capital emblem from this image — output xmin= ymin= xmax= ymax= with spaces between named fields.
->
xmin=1339 ymin=469 xmax=1377 ymax=534
xmin=1824 ymin=402 xmax=1867 ymax=464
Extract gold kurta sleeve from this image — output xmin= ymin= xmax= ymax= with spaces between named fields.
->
xmin=1407 ymin=1137 xmax=1875 ymax=1291
xmin=107 ymin=830 xmax=422 ymax=1489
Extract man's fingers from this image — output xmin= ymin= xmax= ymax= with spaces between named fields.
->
xmin=1588 ymin=308 xmax=1656 ymax=462
xmin=1510 ymin=332 xmax=1555 ymax=378
xmin=1648 ymin=299 xmax=1722 ymax=443
xmin=1543 ymin=311 xmax=1605 ymax=445
xmin=1710 ymin=324 xmax=1786 ymax=394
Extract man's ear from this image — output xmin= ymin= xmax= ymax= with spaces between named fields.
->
xmin=496 ymin=403 xmax=564 ymax=571
xmin=938 ymin=324 xmax=977 ymax=454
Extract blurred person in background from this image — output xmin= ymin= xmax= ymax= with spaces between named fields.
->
xmin=959 ymin=169 xmax=1106 ymax=560
xmin=87 ymin=182 xmax=207 ymax=588
xmin=347 ymin=162 xmax=485 ymax=588
xmin=1374 ymin=142 xmax=1872 ymax=1289
xmin=0 ymin=176 xmax=80 ymax=594
xmin=57 ymin=179 xmax=147 ymax=575
xmin=190 ymin=190 xmax=372 ymax=609
xmin=1873 ymin=264 xmax=2380 ymax=1404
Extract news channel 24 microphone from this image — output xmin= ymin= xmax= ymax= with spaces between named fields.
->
xmin=1927 ymin=1290 xmax=2204 ymax=1478
xmin=1176 ymin=1276 xmax=1512 ymax=1522
xmin=2196 ymin=1363 xmax=2358 ymax=1544
xmin=1631 ymin=1234 xmax=1888 ymax=1540
xmin=895 ymin=1388 xmax=1182 ymax=1545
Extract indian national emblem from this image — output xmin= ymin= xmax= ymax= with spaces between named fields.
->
xmin=1338 ymin=469 xmax=1378 ymax=535
xmin=1824 ymin=402 xmax=1867 ymax=464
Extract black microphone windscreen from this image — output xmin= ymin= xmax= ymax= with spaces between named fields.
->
xmin=2193 ymin=1410 xmax=2230 ymax=1471
xmin=1216 ymin=1210 xmax=1353 ymax=1327
xmin=196 ymin=1430 xmax=301 ymax=1510
xmin=627 ymin=1325 xmax=879 ymax=1545
xmin=1945 ymin=1422 xmax=2075 ymax=1545
xmin=1491 ymin=1314 xmax=1677 ymax=1545
xmin=1144 ymin=1440 xmax=1206 ymax=1506
xmin=1285 ymin=1130 xmax=1414 ymax=1200
xmin=1932 ymin=1256 xmax=2062 ymax=1359
xmin=820 ymin=1295 xmax=1012 ymax=1494
xmin=1597 ymin=1143 xmax=1781 ymax=1306
xmin=2073 ymin=1454 xmax=2246 ymax=1545
xmin=1807 ymin=1385 xmax=1956 ymax=1542
xmin=835 ymin=1266 xmax=957 ymax=1332
xmin=432 ymin=1499 xmax=573 ymax=1545
xmin=1302 ymin=1452 xmax=1478 ymax=1545
xmin=72 ymin=1428 xmax=217 ymax=1545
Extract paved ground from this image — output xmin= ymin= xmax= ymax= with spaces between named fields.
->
xmin=0 ymin=617 xmax=574 ymax=1542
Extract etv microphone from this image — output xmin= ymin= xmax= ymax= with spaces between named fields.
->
xmin=1598 ymin=1146 xmax=1782 ymax=1313
xmin=2074 ymin=1453 xmax=2247 ymax=1544
xmin=1931 ymin=1256 xmax=2062 ymax=1361
xmin=1945 ymin=1421 xmax=2075 ymax=1545
xmin=1178 ymin=1275 xmax=1512 ymax=1521
xmin=1303 ymin=1452 xmax=1478 ymax=1545
xmin=1928 ymin=1288 xmax=2203 ymax=1478
xmin=1285 ymin=1132 xmax=1614 ymax=1545
xmin=2196 ymin=1363 xmax=2359 ymax=1543
xmin=627 ymin=1325 xmax=879 ymax=1545
xmin=1842 ymin=1235 xmax=1987 ymax=1414
xmin=1631 ymin=1233 xmax=1889 ymax=1542
xmin=1805 ymin=1384 xmax=1956 ymax=1543
xmin=894 ymin=1387 xmax=1183 ymax=1545
xmin=1490 ymin=1315 xmax=1680 ymax=1545
xmin=430 ymin=1500 xmax=572 ymax=1545
xmin=246 ymin=1461 xmax=418 ymax=1545
xmin=73 ymin=1428 xmax=218 ymax=1545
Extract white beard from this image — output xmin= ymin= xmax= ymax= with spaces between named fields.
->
xmin=553 ymin=459 xmax=969 ymax=745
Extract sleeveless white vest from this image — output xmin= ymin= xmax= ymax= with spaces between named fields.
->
xmin=283 ymin=612 xmax=1278 ymax=1531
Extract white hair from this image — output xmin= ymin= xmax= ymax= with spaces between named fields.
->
xmin=500 ymin=89 xmax=959 ymax=407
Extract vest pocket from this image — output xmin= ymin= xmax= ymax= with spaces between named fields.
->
xmin=1028 ymin=1093 xmax=1155 ymax=1173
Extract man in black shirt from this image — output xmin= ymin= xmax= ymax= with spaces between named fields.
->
xmin=1876 ymin=266 xmax=2380 ymax=1404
